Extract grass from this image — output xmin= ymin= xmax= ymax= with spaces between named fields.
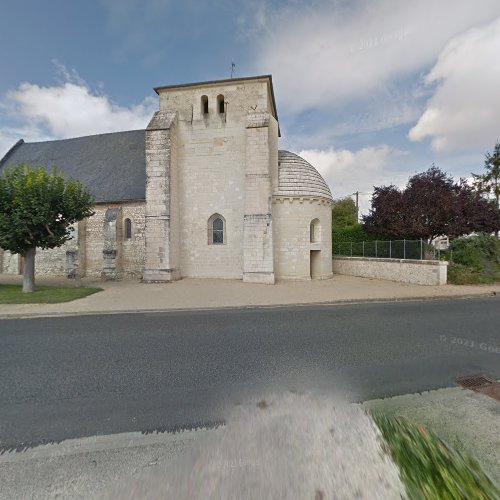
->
xmin=0 ymin=284 xmax=102 ymax=304
xmin=373 ymin=414 xmax=499 ymax=500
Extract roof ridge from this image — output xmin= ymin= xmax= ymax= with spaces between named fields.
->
xmin=19 ymin=129 xmax=146 ymax=147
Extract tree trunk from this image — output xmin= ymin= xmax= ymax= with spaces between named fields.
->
xmin=22 ymin=247 xmax=36 ymax=293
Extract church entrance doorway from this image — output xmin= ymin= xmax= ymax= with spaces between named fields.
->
xmin=310 ymin=250 xmax=321 ymax=279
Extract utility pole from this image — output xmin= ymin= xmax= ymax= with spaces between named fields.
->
xmin=354 ymin=191 xmax=359 ymax=222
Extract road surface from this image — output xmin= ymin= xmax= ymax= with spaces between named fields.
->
xmin=1 ymin=297 xmax=499 ymax=450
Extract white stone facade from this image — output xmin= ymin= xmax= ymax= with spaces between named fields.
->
xmin=274 ymin=198 xmax=333 ymax=280
xmin=0 ymin=76 xmax=334 ymax=283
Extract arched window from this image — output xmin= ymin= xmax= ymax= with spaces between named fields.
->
xmin=201 ymin=95 xmax=209 ymax=115
xmin=217 ymin=94 xmax=225 ymax=114
xmin=208 ymin=214 xmax=225 ymax=244
xmin=124 ymin=218 xmax=132 ymax=240
xmin=310 ymin=219 xmax=320 ymax=243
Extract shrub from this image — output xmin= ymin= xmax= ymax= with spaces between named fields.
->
xmin=374 ymin=414 xmax=499 ymax=500
xmin=447 ymin=263 xmax=483 ymax=285
xmin=333 ymin=223 xmax=385 ymax=243
xmin=448 ymin=234 xmax=500 ymax=271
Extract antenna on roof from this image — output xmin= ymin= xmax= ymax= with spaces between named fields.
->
xmin=230 ymin=62 xmax=235 ymax=79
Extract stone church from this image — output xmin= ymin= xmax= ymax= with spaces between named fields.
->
xmin=0 ymin=75 xmax=333 ymax=283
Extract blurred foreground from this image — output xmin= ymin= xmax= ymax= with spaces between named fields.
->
xmin=103 ymin=391 xmax=403 ymax=500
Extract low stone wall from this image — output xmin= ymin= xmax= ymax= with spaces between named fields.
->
xmin=332 ymin=256 xmax=447 ymax=285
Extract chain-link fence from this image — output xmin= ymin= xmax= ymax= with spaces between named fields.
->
xmin=333 ymin=239 xmax=441 ymax=261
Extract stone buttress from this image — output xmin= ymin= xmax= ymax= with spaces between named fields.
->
xmin=142 ymin=110 xmax=181 ymax=282
xmin=243 ymin=111 xmax=275 ymax=284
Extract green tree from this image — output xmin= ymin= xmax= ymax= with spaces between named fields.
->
xmin=331 ymin=197 xmax=381 ymax=243
xmin=473 ymin=142 xmax=500 ymax=236
xmin=0 ymin=164 xmax=94 ymax=292
xmin=332 ymin=197 xmax=358 ymax=227
xmin=332 ymin=197 xmax=359 ymax=244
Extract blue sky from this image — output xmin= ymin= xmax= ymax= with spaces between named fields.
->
xmin=1 ymin=0 xmax=500 ymax=212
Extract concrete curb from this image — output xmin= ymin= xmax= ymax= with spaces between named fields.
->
xmin=0 ymin=292 xmax=497 ymax=320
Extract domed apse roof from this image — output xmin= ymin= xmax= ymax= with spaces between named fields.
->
xmin=276 ymin=150 xmax=333 ymax=202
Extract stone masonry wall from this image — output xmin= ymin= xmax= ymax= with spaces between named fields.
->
xmin=273 ymin=198 xmax=333 ymax=280
xmin=332 ymin=257 xmax=448 ymax=285
xmin=143 ymin=111 xmax=180 ymax=282
xmin=35 ymin=225 xmax=78 ymax=276
xmin=242 ymin=111 xmax=276 ymax=284
xmin=1 ymin=202 xmax=146 ymax=278
xmin=160 ymin=80 xmax=276 ymax=279
xmin=0 ymin=250 xmax=20 ymax=274
xmin=1 ymin=225 xmax=78 ymax=277
xmin=86 ymin=202 xmax=146 ymax=278
xmin=177 ymin=109 xmax=245 ymax=278
xmin=121 ymin=203 xmax=146 ymax=278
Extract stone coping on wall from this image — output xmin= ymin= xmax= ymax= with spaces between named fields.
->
xmin=333 ymin=256 xmax=448 ymax=266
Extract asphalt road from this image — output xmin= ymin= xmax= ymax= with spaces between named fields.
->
xmin=1 ymin=297 xmax=499 ymax=450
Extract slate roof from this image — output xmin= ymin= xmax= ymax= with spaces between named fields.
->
xmin=0 ymin=134 xmax=333 ymax=204
xmin=277 ymin=150 xmax=333 ymax=202
xmin=0 ymin=130 xmax=146 ymax=203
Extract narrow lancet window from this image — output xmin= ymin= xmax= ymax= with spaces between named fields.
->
xmin=124 ymin=218 xmax=132 ymax=240
xmin=208 ymin=214 xmax=225 ymax=244
xmin=217 ymin=94 xmax=225 ymax=114
xmin=310 ymin=219 xmax=320 ymax=243
xmin=201 ymin=95 xmax=209 ymax=115
xmin=213 ymin=217 xmax=224 ymax=243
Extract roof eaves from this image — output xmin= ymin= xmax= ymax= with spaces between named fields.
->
xmin=153 ymin=74 xmax=274 ymax=94
xmin=94 ymin=198 xmax=146 ymax=205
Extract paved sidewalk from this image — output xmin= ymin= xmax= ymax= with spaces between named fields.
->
xmin=1 ymin=273 xmax=499 ymax=318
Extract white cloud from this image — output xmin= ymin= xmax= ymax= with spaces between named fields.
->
xmin=6 ymin=82 xmax=155 ymax=139
xmin=0 ymin=126 xmax=52 ymax=162
xmin=237 ymin=1 xmax=271 ymax=39
xmin=299 ymin=145 xmax=409 ymax=214
xmin=0 ymin=67 xmax=156 ymax=158
xmin=252 ymin=0 xmax=500 ymax=115
xmin=409 ymin=16 xmax=500 ymax=152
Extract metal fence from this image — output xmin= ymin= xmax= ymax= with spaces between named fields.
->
xmin=334 ymin=239 xmax=441 ymax=261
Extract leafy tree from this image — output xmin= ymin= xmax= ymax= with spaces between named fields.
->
xmin=363 ymin=185 xmax=412 ymax=239
xmin=0 ymin=164 xmax=94 ymax=292
xmin=332 ymin=197 xmax=358 ymax=227
xmin=363 ymin=166 xmax=500 ymax=242
xmin=472 ymin=141 xmax=500 ymax=235
xmin=332 ymin=197 xmax=374 ymax=243
xmin=404 ymin=166 xmax=457 ymax=241
xmin=331 ymin=196 xmax=388 ymax=243
xmin=449 ymin=180 xmax=500 ymax=238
